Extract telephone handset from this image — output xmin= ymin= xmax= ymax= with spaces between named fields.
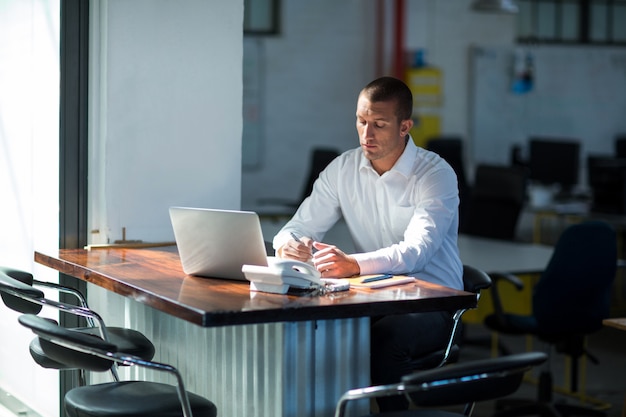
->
xmin=242 ymin=257 xmax=323 ymax=294
xmin=272 ymin=259 xmax=322 ymax=283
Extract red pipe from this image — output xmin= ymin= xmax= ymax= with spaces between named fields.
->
xmin=375 ymin=0 xmax=384 ymax=77
xmin=393 ymin=0 xmax=405 ymax=79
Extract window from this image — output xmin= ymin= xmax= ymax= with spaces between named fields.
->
xmin=517 ymin=0 xmax=626 ymax=44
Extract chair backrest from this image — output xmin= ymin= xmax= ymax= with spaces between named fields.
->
xmin=615 ymin=135 xmax=626 ymax=158
xmin=1 ymin=266 xmax=103 ymax=331
xmin=0 ymin=267 xmax=45 ymax=314
xmin=463 ymin=164 xmax=527 ymax=240
xmin=403 ymin=351 xmax=547 ymax=407
xmin=533 ymin=221 xmax=617 ymax=336
xmin=463 ymin=264 xmax=492 ymax=295
xmin=426 ymin=136 xmax=469 ymax=191
xmin=299 ymin=148 xmax=340 ymax=203
xmin=426 ymin=137 xmax=471 ymax=229
xmin=19 ymin=314 xmax=116 ymax=372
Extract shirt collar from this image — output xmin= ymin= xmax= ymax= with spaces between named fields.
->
xmin=393 ymin=136 xmax=418 ymax=178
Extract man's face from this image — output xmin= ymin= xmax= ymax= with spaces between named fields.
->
xmin=356 ymin=93 xmax=412 ymax=174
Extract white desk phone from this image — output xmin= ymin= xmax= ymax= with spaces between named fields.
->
xmin=242 ymin=257 xmax=350 ymax=294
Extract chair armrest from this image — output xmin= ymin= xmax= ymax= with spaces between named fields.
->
xmin=33 ymin=279 xmax=90 ymax=308
xmin=334 ymin=352 xmax=548 ymax=417
xmin=334 ymin=381 xmax=405 ymax=417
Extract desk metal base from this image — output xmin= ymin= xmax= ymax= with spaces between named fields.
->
xmin=89 ymin=286 xmax=370 ymax=417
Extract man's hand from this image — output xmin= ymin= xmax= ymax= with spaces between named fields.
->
xmin=277 ymin=236 xmax=314 ymax=263
xmin=312 ymin=242 xmax=360 ymax=278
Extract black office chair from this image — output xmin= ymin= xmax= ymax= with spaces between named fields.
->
xmin=257 ymin=147 xmax=340 ymax=211
xmin=615 ymin=135 xmax=626 ymax=158
xmin=376 ymin=266 xmax=491 ymax=412
xmin=335 ymin=351 xmax=548 ymax=417
xmin=0 ymin=266 xmax=155 ymax=384
xmin=426 ymin=136 xmax=471 ymax=231
xmin=463 ymin=164 xmax=527 ymax=240
xmin=18 ymin=314 xmax=217 ymax=417
xmin=483 ymin=221 xmax=617 ymax=417
xmin=407 ymin=265 xmax=492 ymax=370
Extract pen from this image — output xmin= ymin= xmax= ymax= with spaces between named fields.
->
xmin=361 ymin=274 xmax=394 ymax=283
xmin=290 ymin=232 xmax=318 ymax=256
xmin=290 ymin=232 xmax=319 ymax=255
xmin=290 ymin=232 xmax=302 ymax=243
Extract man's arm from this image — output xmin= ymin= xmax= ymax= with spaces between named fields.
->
xmin=273 ymin=157 xmax=343 ymax=259
xmin=311 ymin=241 xmax=360 ymax=278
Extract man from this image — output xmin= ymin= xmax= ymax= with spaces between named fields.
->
xmin=273 ymin=76 xmax=463 ymax=411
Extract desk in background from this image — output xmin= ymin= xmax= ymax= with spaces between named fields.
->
xmin=457 ymin=234 xmax=554 ymax=322
xmin=35 ymin=246 xmax=475 ymax=417
xmin=458 ymin=234 xmax=553 ymax=276
xmin=530 ymin=203 xmax=626 ymax=244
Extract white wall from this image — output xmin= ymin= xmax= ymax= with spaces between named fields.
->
xmin=0 ymin=1 xmax=61 ymax=415
xmin=240 ymin=0 xmax=517 ymax=212
xmin=241 ymin=0 xmax=377 ymax=212
xmin=471 ymin=44 xmax=626 ymax=185
xmin=404 ymin=1 xmax=516 ymax=137
xmin=1 ymin=0 xmax=243 ymax=414
xmin=89 ymin=0 xmax=243 ymax=245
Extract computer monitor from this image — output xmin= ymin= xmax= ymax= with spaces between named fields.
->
xmin=587 ymin=156 xmax=626 ymax=214
xmin=528 ymin=138 xmax=580 ymax=193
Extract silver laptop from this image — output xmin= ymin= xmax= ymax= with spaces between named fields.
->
xmin=169 ymin=207 xmax=269 ymax=280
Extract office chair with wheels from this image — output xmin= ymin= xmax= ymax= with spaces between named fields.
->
xmin=18 ymin=314 xmax=217 ymax=417
xmin=0 ymin=266 xmax=155 ymax=383
xmin=463 ymin=164 xmax=527 ymax=240
xmin=335 ymin=351 xmax=548 ymax=417
xmin=257 ymin=147 xmax=340 ymax=213
xmin=483 ymin=221 xmax=617 ymax=417
xmin=408 ymin=264 xmax=492 ymax=370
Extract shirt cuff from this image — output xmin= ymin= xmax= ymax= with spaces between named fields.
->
xmin=351 ymin=253 xmax=380 ymax=276
xmin=273 ymin=232 xmax=291 ymax=258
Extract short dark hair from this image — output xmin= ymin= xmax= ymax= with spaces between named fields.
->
xmin=361 ymin=76 xmax=413 ymax=121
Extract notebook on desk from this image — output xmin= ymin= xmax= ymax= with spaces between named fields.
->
xmin=346 ymin=275 xmax=416 ymax=289
xmin=169 ymin=207 xmax=269 ymax=280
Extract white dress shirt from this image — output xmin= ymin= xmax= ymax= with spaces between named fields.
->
xmin=273 ymin=138 xmax=463 ymax=290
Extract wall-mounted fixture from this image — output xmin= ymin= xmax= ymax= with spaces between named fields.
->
xmin=471 ymin=0 xmax=519 ymax=14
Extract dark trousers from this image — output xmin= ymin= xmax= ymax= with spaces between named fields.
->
xmin=370 ymin=311 xmax=453 ymax=412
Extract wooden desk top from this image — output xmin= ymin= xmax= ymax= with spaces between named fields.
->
xmin=35 ymin=247 xmax=476 ymax=328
